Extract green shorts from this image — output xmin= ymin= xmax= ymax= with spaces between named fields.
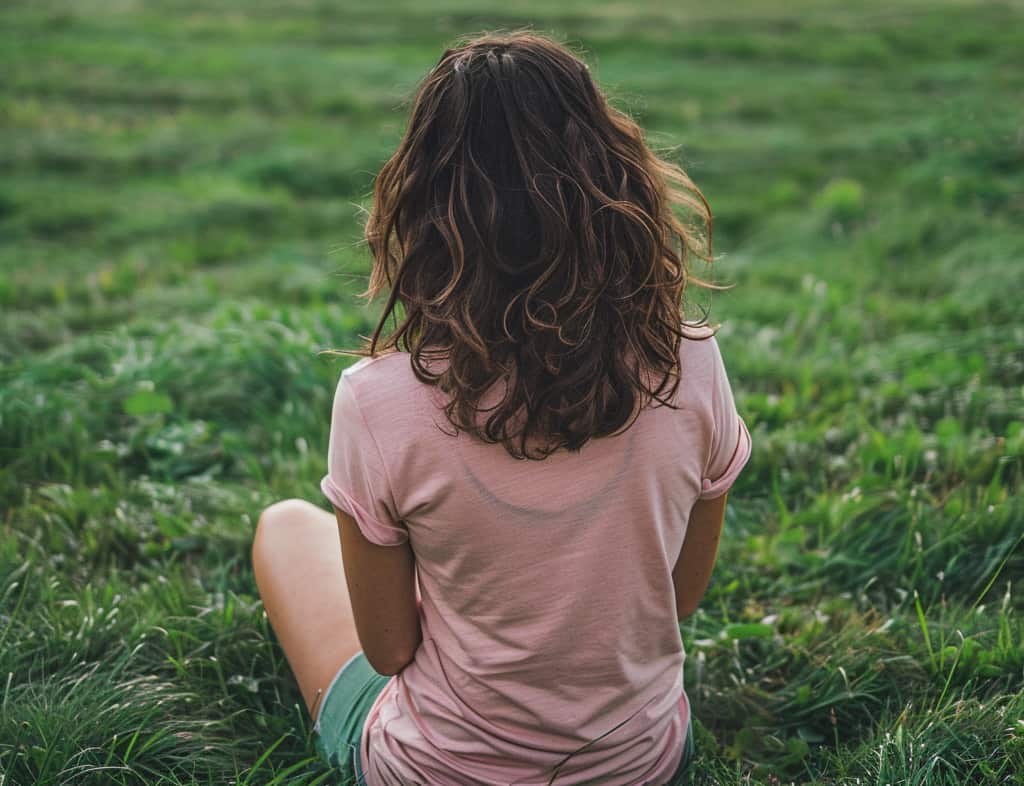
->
xmin=313 ymin=652 xmax=391 ymax=784
xmin=313 ymin=652 xmax=696 ymax=785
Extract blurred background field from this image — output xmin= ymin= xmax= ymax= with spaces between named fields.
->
xmin=1 ymin=0 xmax=1023 ymax=784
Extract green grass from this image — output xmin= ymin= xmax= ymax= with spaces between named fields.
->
xmin=2 ymin=0 xmax=1023 ymax=783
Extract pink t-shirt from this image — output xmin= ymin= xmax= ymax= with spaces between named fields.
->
xmin=320 ymin=324 xmax=753 ymax=786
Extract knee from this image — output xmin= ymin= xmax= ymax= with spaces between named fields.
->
xmin=252 ymin=498 xmax=314 ymax=565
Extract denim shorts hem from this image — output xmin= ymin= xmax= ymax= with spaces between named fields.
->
xmin=313 ymin=650 xmax=363 ymax=735
xmin=313 ymin=652 xmax=391 ymax=783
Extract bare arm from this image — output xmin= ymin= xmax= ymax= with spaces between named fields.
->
xmin=672 ymin=492 xmax=728 ymax=621
xmin=333 ymin=506 xmax=422 ymax=676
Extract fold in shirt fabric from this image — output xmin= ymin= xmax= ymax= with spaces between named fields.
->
xmin=320 ymin=323 xmax=753 ymax=786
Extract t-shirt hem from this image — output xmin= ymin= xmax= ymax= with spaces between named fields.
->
xmin=360 ymin=680 xmax=692 ymax=786
xmin=320 ymin=475 xmax=410 ymax=547
xmin=699 ymin=416 xmax=752 ymax=500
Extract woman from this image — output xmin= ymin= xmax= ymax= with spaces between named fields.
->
xmin=252 ymin=30 xmax=752 ymax=785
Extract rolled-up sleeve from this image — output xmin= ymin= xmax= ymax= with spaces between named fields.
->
xmin=321 ymin=370 xmax=409 ymax=547
xmin=699 ymin=337 xmax=753 ymax=500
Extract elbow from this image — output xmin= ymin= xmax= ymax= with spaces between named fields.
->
xmin=370 ymin=660 xmax=399 ymax=677
xmin=370 ymin=650 xmax=416 ymax=677
xmin=676 ymin=600 xmax=700 ymax=622
xmin=364 ymin=612 xmax=423 ymax=676
xmin=366 ymin=635 xmax=421 ymax=677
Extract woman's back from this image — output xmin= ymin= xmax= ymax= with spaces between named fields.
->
xmin=321 ymin=323 xmax=752 ymax=785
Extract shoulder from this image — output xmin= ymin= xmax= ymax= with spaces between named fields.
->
xmin=328 ymin=352 xmax=409 ymax=425
xmin=334 ymin=350 xmax=433 ymax=431
xmin=340 ymin=350 xmax=408 ymax=380
xmin=331 ymin=351 xmax=443 ymax=494
xmin=678 ymin=321 xmax=722 ymax=369
xmin=680 ymin=321 xmax=717 ymax=341
xmin=679 ymin=321 xmax=719 ymax=350
xmin=337 ymin=351 xmax=411 ymax=398
xmin=670 ymin=322 xmax=729 ymax=412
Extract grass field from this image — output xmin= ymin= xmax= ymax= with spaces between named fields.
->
xmin=2 ymin=1 xmax=1023 ymax=784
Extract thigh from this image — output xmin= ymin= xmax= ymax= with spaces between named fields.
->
xmin=252 ymin=498 xmax=363 ymax=720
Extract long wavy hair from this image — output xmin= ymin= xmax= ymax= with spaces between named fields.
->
xmin=330 ymin=29 xmax=729 ymax=460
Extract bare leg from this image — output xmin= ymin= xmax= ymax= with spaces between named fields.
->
xmin=252 ymin=498 xmax=363 ymax=722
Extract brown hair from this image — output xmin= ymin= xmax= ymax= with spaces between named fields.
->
xmin=330 ymin=29 xmax=729 ymax=460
